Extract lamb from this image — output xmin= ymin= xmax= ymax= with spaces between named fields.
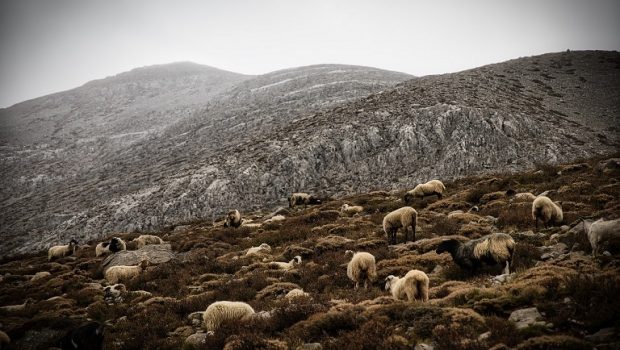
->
xmin=0 ymin=298 xmax=35 ymax=313
xmin=583 ymin=218 xmax=620 ymax=256
xmin=103 ymin=283 xmax=127 ymax=304
xmin=48 ymin=239 xmax=78 ymax=260
xmin=404 ymin=179 xmax=446 ymax=203
xmin=383 ymin=206 xmax=418 ymax=245
xmin=345 ymin=250 xmax=377 ymax=290
xmin=223 ymin=210 xmax=243 ymax=228
xmin=95 ymin=237 xmax=126 ymax=257
xmin=436 ymin=232 xmax=515 ymax=275
xmin=532 ymin=196 xmax=563 ymax=229
xmin=268 ymin=256 xmax=302 ymax=270
xmin=289 ymin=192 xmax=321 ymax=209
xmin=202 ymin=301 xmax=256 ymax=332
xmin=104 ymin=260 xmax=150 ymax=284
xmin=246 ymin=243 xmax=272 ymax=256
xmin=341 ymin=203 xmax=364 ymax=216
xmin=132 ymin=234 xmax=163 ymax=249
xmin=58 ymin=321 xmax=104 ymax=350
xmin=384 ymin=270 xmax=429 ymax=302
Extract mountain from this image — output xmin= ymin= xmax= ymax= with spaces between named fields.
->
xmin=0 ymin=63 xmax=413 ymax=256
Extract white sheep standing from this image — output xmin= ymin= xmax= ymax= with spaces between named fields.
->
xmin=583 ymin=218 xmax=620 ymax=256
xmin=202 ymin=301 xmax=256 ymax=332
xmin=223 ymin=210 xmax=243 ymax=228
xmin=246 ymin=243 xmax=272 ymax=256
xmin=404 ymin=179 xmax=446 ymax=203
xmin=48 ymin=239 xmax=78 ymax=260
xmin=268 ymin=256 xmax=302 ymax=270
xmin=104 ymin=260 xmax=150 ymax=284
xmin=345 ymin=250 xmax=377 ymax=290
xmin=384 ymin=270 xmax=429 ymax=302
xmin=383 ymin=206 xmax=418 ymax=245
xmin=341 ymin=203 xmax=364 ymax=216
xmin=132 ymin=235 xmax=164 ymax=249
xmin=532 ymin=196 xmax=563 ymax=229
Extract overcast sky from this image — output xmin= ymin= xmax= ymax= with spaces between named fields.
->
xmin=0 ymin=0 xmax=618 ymax=108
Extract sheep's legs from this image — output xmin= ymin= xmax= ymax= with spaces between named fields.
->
xmin=354 ymin=282 xmax=359 ymax=290
xmin=502 ymin=261 xmax=510 ymax=275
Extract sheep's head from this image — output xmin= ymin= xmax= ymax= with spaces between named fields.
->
xmin=69 ymin=239 xmax=78 ymax=247
xmin=436 ymin=239 xmax=460 ymax=255
xmin=139 ymin=260 xmax=150 ymax=270
xmin=293 ymin=256 xmax=302 ymax=264
xmin=384 ymin=275 xmax=397 ymax=290
xmin=308 ymin=196 xmax=321 ymax=205
xmin=341 ymin=204 xmax=350 ymax=211
xmin=259 ymin=243 xmax=271 ymax=250
xmin=344 ymin=250 xmax=355 ymax=258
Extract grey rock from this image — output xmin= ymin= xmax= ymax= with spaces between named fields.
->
xmin=585 ymin=327 xmax=617 ymax=343
xmin=101 ymin=244 xmax=175 ymax=272
xmin=188 ymin=311 xmax=204 ymax=326
xmin=30 ymin=271 xmax=51 ymax=281
xmin=173 ymin=225 xmax=191 ymax=234
xmin=185 ymin=332 xmax=208 ymax=346
xmin=490 ymin=273 xmax=515 ymax=285
xmin=508 ymin=307 xmax=545 ymax=329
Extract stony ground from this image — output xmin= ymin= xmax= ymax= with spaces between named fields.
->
xmin=0 ymin=155 xmax=619 ymax=349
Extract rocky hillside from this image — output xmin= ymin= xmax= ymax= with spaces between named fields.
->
xmin=0 ymin=64 xmax=411 ymax=256
xmin=0 ymin=156 xmax=618 ymax=349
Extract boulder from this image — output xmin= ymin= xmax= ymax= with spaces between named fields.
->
xmin=101 ymin=244 xmax=175 ymax=272
xmin=508 ymin=307 xmax=546 ymax=329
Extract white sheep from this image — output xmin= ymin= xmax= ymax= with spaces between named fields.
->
xmin=341 ymin=203 xmax=364 ymax=216
xmin=132 ymin=235 xmax=163 ymax=249
xmin=104 ymin=260 xmax=150 ymax=284
xmin=284 ymin=288 xmax=310 ymax=299
xmin=583 ymin=218 xmax=620 ymax=256
xmin=289 ymin=193 xmax=321 ymax=209
xmin=202 ymin=301 xmax=256 ymax=332
xmin=512 ymin=192 xmax=537 ymax=202
xmin=383 ymin=206 xmax=418 ymax=244
xmin=532 ymin=196 xmax=563 ymax=229
xmin=345 ymin=250 xmax=377 ymax=290
xmin=384 ymin=270 xmax=429 ymax=302
xmin=246 ymin=243 xmax=272 ymax=256
xmin=95 ymin=237 xmax=126 ymax=257
xmin=223 ymin=209 xmax=243 ymax=228
xmin=404 ymin=179 xmax=446 ymax=203
xmin=48 ymin=239 xmax=78 ymax=260
xmin=268 ymin=256 xmax=302 ymax=270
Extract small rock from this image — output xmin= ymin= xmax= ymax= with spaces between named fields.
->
xmin=188 ymin=311 xmax=204 ymax=326
xmin=173 ymin=225 xmax=191 ymax=233
xmin=585 ymin=327 xmax=617 ymax=343
xmin=30 ymin=271 xmax=51 ymax=281
xmin=478 ymin=331 xmax=491 ymax=341
xmin=490 ymin=273 xmax=515 ymax=285
xmin=415 ymin=343 xmax=434 ymax=350
xmin=297 ymin=343 xmax=323 ymax=350
xmin=185 ymin=332 xmax=208 ymax=346
xmin=509 ymin=307 xmax=545 ymax=329
xmin=603 ymin=251 xmax=612 ymax=257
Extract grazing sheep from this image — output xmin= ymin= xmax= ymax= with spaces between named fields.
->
xmin=246 ymin=243 xmax=272 ymax=256
xmin=95 ymin=237 xmax=126 ymax=257
xmin=383 ymin=206 xmax=418 ymax=245
xmin=202 ymin=301 xmax=255 ymax=332
xmin=532 ymin=196 xmax=563 ymax=229
xmin=0 ymin=298 xmax=34 ymax=313
xmin=341 ymin=203 xmax=363 ymax=216
xmin=404 ymin=179 xmax=446 ymax=203
xmin=289 ymin=192 xmax=321 ymax=209
xmin=48 ymin=239 xmax=78 ymax=260
xmin=104 ymin=260 xmax=150 ymax=284
xmin=436 ymin=232 xmax=515 ymax=274
xmin=583 ymin=218 xmax=620 ymax=256
xmin=384 ymin=270 xmax=429 ymax=302
xmin=345 ymin=250 xmax=377 ymax=290
xmin=103 ymin=284 xmax=127 ymax=304
xmin=58 ymin=321 xmax=104 ymax=350
xmin=284 ymin=288 xmax=310 ymax=299
xmin=132 ymin=235 xmax=164 ymax=249
xmin=268 ymin=256 xmax=302 ymax=270
xmin=223 ymin=209 xmax=243 ymax=228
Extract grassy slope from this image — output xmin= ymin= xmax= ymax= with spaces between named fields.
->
xmin=0 ymin=154 xmax=619 ymax=349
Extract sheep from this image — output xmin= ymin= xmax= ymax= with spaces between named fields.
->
xmin=202 ymin=301 xmax=255 ymax=332
xmin=58 ymin=321 xmax=104 ymax=350
xmin=246 ymin=243 xmax=272 ymax=256
xmin=104 ymin=260 xmax=150 ymax=284
xmin=345 ymin=250 xmax=377 ymax=290
xmin=383 ymin=206 xmax=418 ymax=245
xmin=103 ymin=283 xmax=127 ymax=304
xmin=341 ymin=203 xmax=364 ymax=216
xmin=48 ymin=239 xmax=78 ymax=260
xmin=404 ymin=179 xmax=446 ymax=203
xmin=268 ymin=256 xmax=302 ymax=270
xmin=532 ymin=196 xmax=563 ymax=229
xmin=436 ymin=232 xmax=515 ymax=275
xmin=512 ymin=192 xmax=537 ymax=202
xmin=384 ymin=270 xmax=429 ymax=302
xmin=223 ymin=210 xmax=243 ymax=228
xmin=132 ymin=234 xmax=163 ymax=249
xmin=289 ymin=192 xmax=321 ymax=209
xmin=583 ymin=218 xmax=620 ymax=256
xmin=0 ymin=298 xmax=35 ymax=313
xmin=284 ymin=288 xmax=310 ymax=299
xmin=264 ymin=215 xmax=285 ymax=224
xmin=95 ymin=237 xmax=126 ymax=257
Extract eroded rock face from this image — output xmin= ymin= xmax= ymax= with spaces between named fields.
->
xmin=101 ymin=244 xmax=175 ymax=272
